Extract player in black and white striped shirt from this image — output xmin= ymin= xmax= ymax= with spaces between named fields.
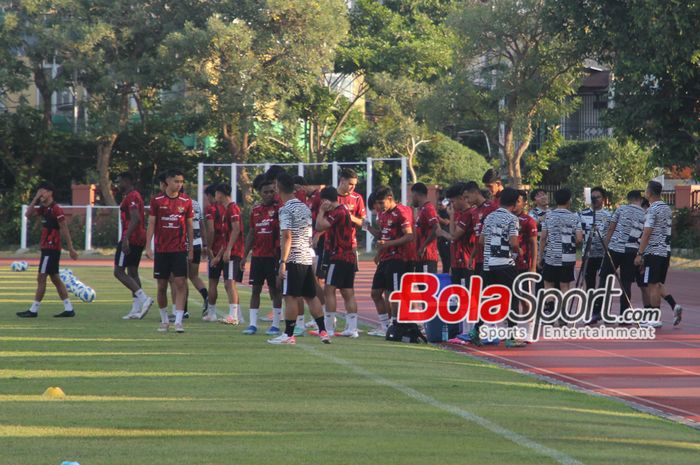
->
xmin=578 ymin=187 xmax=612 ymax=291
xmin=600 ymin=190 xmax=645 ymax=316
xmin=480 ymin=188 xmax=525 ymax=348
xmin=635 ymin=181 xmax=681 ymax=327
xmin=539 ymin=188 xmax=583 ymax=292
xmin=268 ymin=173 xmax=330 ymax=344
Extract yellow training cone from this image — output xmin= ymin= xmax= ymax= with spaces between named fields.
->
xmin=42 ymin=387 xmax=66 ymax=399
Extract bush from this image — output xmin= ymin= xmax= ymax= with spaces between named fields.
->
xmin=672 ymin=208 xmax=700 ymax=249
xmin=417 ymin=133 xmax=491 ymax=187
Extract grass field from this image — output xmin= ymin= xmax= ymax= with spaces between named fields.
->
xmin=1 ymin=265 xmax=699 ymax=465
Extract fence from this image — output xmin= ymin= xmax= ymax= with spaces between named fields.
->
xmin=661 ymin=190 xmax=676 ymax=207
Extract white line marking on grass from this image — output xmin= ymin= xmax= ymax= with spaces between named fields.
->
xmin=299 ymin=344 xmax=584 ymax=465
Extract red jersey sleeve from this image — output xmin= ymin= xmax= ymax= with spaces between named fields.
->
xmin=399 ymin=205 xmax=412 ymax=230
xmin=52 ymin=204 xmax=66 ymax=222
xmin=149 ymin=197 xmax=158 ymax=216
xmin=356 ymin=195 xmax=366 ymax=218
xmin=185 ymin=200 xmax=194 ymax=219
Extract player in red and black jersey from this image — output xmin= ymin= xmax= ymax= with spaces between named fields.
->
xmin=462 ymin=181 xmax=498 ymax=275
xmin=411 ymin=183 xmax=439 ymax=273
xmin=203 ymin=185 xmax=227 ymax=321
xmin=241 ymin=177 xmax=282 ymax=335
xmin=17 ymin=181 xmax=79 ymax=318
xmin=436 ymin=182 xmax=473 ymax=286
xmin=483 ymin=169 xmax=504 ymax=208
xmin=315 ymin=186 xmax=360 ymax=338
xmin=366 ymin=187 xmax=414 ymax=336
xmin=515 ymin=190 xmax=538 ymax=275
xmin=209 ymin=184 xmax=245 ymax=325
xmin=113 ymin=172 xmax=154 ymax=320
xmin=145 ymin=169 xmax=194 ymax=333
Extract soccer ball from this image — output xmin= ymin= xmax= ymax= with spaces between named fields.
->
xmin=59 ymin=268 xmax=73 ymax=277
xmin=71 ymin=281 xmax=85 ymax=296
xmin=79 ymin=287 xmax=96 ymax=303
xmin=19 ymin=261 xmax=28 ymax=271
xmin=10 ymin=261 xmax=22 ymax=271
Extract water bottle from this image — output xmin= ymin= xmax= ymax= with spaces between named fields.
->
xmin=441 ymin=323 xmax=449 ymax=341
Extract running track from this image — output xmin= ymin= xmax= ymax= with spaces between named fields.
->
xmin=3 ymin=257 xmax=699 ymax=427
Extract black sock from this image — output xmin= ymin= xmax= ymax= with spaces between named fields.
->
xmin=285 ymin=320 xmax=296 ymax=337
xmin=664 ymin=295 xmax=677 ymax=309
xmin=315 ymin=316 xmax=326 ymax=332
xmin=199 ymin=287 xmax=208 ymax=302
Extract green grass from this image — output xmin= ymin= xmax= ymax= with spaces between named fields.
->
xmin=0 ymin=266 xmax=699 ymax=465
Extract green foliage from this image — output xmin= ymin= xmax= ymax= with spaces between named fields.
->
xmin=564 ymin=138 xmax=656 ymax=209
xmin=550 ymin=0 xmax=700 ymax=173
xmin=672 ymin=208 xmax=700 ymax=250
xmin=525 ymin=126 xmax=563 ymax=185
xmin=416 ymin=133 xmax=491 ymax=187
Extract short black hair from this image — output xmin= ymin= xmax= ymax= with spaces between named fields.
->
xmin=480 ymin=189 xmax=492 ymax=200
xmin=339 ymin=168 xmax=358 ymax=180
xmin=276 ymin=173 xmax=295 ymax=194
xmin=554 ymin=188 xmax=572 ymax=206
xmin=204 ymin=185 xmax=217 ymax=197
xmin=647 ymin=180 xmax=663 ymax=197
xmin=411 ymin=182 xmax=428 ymax=196
xmin=518 ymin=189 xmax=528 ymax=202
xmin=626 ymin=190 xmax=643 ymax=202
xmin=445 ymin=182 xmax=466 ymax=199
xmin=265 ymin=165 xmax=287 ymax=181
xmin=464 ymin=181 xmax=480 ymax=193
xmin=165 ymin=168 xmax=184 ymax=179
xmin=252 ymin=174 xmax=266 ymax=191
xmin=367 ymin=192 xmax=377 ymax=208
xmin=157 ymin=172 xmax=167 ymax=184
xmin=258 ymin=177 xmax=276 ymax=191
xmin=482 ymin=169 xmax=500 ymax=184
xmin=320 ymin=186 xmax=338 ymax=202
xmin=591 ymin=186 xmax=607 ymax=198
xmin=117 ymin=172 xmax=134 ymax=182
xmin=529 ymin=188 xmax=546 ymax=201
xmin=292 ymin=175 xmax=306 ymax=186
xmin=499 ymin=187 xmax=519 ymax=207
xmin=214 ymin=183 xmax=232 ymax=197
xmin=373 ymin=186 xmax=394 ymax=202
xmin=641 ymin=197 xmax=650 ymax=209
xmin=37 ymin=181 xmax=55 ymax=193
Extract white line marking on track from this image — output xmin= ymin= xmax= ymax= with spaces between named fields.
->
xmin=299 ymin=344 xmax=584 ymax=465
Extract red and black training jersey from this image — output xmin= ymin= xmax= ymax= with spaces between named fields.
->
xmin=516 ymin=213 xmax=538 ymax=271
xmin=338 ymin=191 xmax=365 ymax=248
xmin=377 ymin=203 xmax=414 ymax=262
xmin=250 ymin=202 xmax=280 ymax=258
xmin=120 ymin=190 xmax=146 ymax=246
xmin=149 ymin=193 xmax=193 ymax=253
xmin=38 ymin=202 xmax=65 ymax=251
xmin=451 ymin=209 xmax=472 ymax=269
xmin=205 ymin=203 xmax=227 ymax=255
xmin=224 ymin=202 xmax=245 ymax=259
xmin=462 ymin=201 xmax=498 ymax=265
xmin=415 ymin=201 xmax=439 ymax=262
xmin=323 ymin=204 xmax=356 ymax=264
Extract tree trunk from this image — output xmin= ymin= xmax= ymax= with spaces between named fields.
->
xmin=97 ymin=134 xmax=118 ymax=206
xmin=503 ymin=123 xmax=516 ymax=185
xmin=512 ymin=123 xmax=534 ymax=188
xmin=33 ymin=63 xmax=53 ymax=131
xmin=224 ymin=123 xmax=254 ymax=205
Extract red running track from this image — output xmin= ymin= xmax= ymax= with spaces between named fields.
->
xmin=3 ymin=257 xmax=699 ymax=426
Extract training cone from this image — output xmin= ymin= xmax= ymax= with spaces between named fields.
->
xmin=42 ymin=387 xmax=66 ymax=399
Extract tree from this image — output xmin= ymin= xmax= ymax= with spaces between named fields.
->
xmin=163 ymin=0 xmax=349 ymax=201
xmin=429 ymin=0 xmax=583 ymax=187
xmin=550 ymin=1 xmax=700 ymax=174
xmin=415 ymin=133 xmax=491 ymax=186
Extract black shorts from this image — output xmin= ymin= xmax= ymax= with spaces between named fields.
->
xmin=414 ymin=261 xmax=438 ymax=274
xmin=639 ymin=254 xmax=670 ymax=286
xmin=315 ymin=247 xmax=330 ymax=279
xmin=371 ymin=259 xmax=407 ymax=292
xmin=283 ymin=263 xmax=316 ymax=298
xmin=326 ymin=260 xmax=356 ymax=289
xmin=542 ymin=263 xmax=575 ymax=283
xmin=249 ymin=256 xmax=278 ymax=287
xmin=154 ymin=252 xmax=188 ymax=279
xmin=114 ymin=241 xmax=144 ymax=268
xmin=485 ymin=266 xmax=519 ymax=315
xmin=473 ymin=262 xmax=484 ymax=277
xmin=191 ymin=244 xmax=202 ymax=265
xmin=39 ymin=249 xmax=60 ymax=275
xmin=451 ymin=267 xmax=471 ymax=286
xmin=600 ymin=250 xmax=637 ymax=283
xmin=209 ymin=257 xmax=243 ymax=282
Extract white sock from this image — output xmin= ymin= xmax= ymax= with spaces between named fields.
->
xmin=296 ymin=315 xmax=305 ymax=328
xmin=135 ymin=289 xmax=146 ymax=301
xmin=347 ymin=313 xmax=358 ymax=332
xmin=208 ymin=305 xmax=217 ymax=317
xmin=63 ymin=299 xmax=73 ymax=311
xmin=131 ymin=297 xmax=139 ymax=313
xmin=171 ymin=304 xmax=176 ymax=314
xmin=325 ymin=311 xmax=336 ymax=333
xmin=175 ymin=310 xmax=184 ymax=325
xmin=249 ymin=308 xmax=258 ymax=327
xmin=159 ymin=308 xmax=169 ymax=324
xmin=236 ymin=304 xmax=244 ymax=323
xmin=229 ymin=304 xmax=236 ymax=318
xmin=378 ymin=313 xmax=390 ymax=329
xmin=30 ymin=301 xmax=41 ymax=313
xmin=272 ymin=307 xmax=282 ymax=327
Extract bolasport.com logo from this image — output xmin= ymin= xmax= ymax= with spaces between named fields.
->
xmin=389 ymin=273 xmax=659 ymax=342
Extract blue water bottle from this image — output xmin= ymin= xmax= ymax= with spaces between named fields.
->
xmin=441 ymin=323 xmax=448 ymax=341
